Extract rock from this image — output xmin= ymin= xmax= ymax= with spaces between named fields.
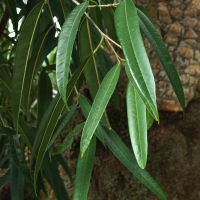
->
xmin=170 ymin=7 xmax=183 ymax=19
xmin=180 ymin=17 xmax=198 ymax=28
xmin=157 ymin=4 xmax=172 ymax=24
xmin=169 ymin=21 xmax=183 ymax=35
xmin=176 ymin=46 xmax=194 ymax=59
xmin=184 ymin=27 xmax=198 ymax=39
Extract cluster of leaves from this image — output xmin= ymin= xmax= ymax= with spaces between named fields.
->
xmin=0 ymin=0 xmax=185 ymax=199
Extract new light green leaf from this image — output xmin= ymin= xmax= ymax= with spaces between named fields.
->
xmin=126 ymin=82 xmax=147 ymax=169
xmin=12 ymin=1 xmax=44 ymax=133
xmin=56 ymin=1 xmax=88 ymax=105
xmin=137 ymin=9 xmax=185 ymax=111
xmin=146 ymin=109 xmax=154 ymax=129
xmin=102 ymin=126 xmax=167 ymax=200
xmin=80 ymin=64 xmax=120 ymax=156
xmin=114 ymin=0 xmax=158 ymax=121
xmin=73 ymin=136 xmax=96 ymax=200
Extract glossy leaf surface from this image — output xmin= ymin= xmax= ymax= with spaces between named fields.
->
xmin=56 ymin=2 xmax=88 ymax=105
xmin=102 ymin=126 xmax=167 ymax=200
xmin=73 ymin=136 xmax=96 ymax=200
xmin=137 ymin=9 xmax=185 ymax=111
xmin=115 ymin=0 xmax=158 ymax=121
xmin=81 ymin=64 xmax=120 ymax=156
xmin=126 ymin=82 xmax=147 ymax=169
xmin=12 ymin=1 xmax=44 ymax=133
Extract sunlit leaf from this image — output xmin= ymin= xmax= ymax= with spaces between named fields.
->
xmin=146 ymin=109 xmax=154 ymax=129
xmin=114 ymin=0 xmax=158 ymax=121
xmin=56 ymin=1 xmax=88 ymax=106
xmin=137 ymin=9 xmax=185 ymax=111
xmin=12 ymin=1 xmax=45 ymax=133
xmin=81 ymin=64 xmax=120 ymax=156
xmin=73 ymin=136 xmax=96 ymax=200
xmin=78 ymin=95 xmax=105 ymax=146
xmin=126 ymin=82 xmax=147 ymax=169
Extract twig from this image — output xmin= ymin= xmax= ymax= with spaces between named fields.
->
xmin=72 ymin=0 xmax=122 ymax=49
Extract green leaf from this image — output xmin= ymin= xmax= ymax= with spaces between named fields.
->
xmin=44 ymin=155 xmax=69 ymax=200
xmin=9 ymin=136 xmax=33 ymax=185
xmin=23 ymin=28 xmax=53 ymax=114
xmin=0 ymin=125 xmax=16 ymax=135
xmin=78 ymin=95 xmax=105 ymax=146
xmin=5 ymin=0 xmax=18 ymax=32
xmin=126 ymin=82 xmax=147 ymax=169
xmin=48 ymin=104 xmax=77 ymax=150
xmin=79 ymin=18 xmax=101 ymax=100
xmin=54 ymin=122 xmax=85 ymax=155
xmin=37 ymin=70 xmax=52 ymax=127
xmin=56 ymin=1 xmax=88 ymax=106
xmin=114 ymin=0 xmax=158 ymax=121
xmin=12 ymin=1 xmax=45 ymax=133
xmin=10 ymin=161 xmax=25 ymax=200
xmin=137 ymin=9 xmax=185 ymax=111
xmin=73 ymin=136 xmax=96 ymax=200
xmin=0 ymin=169 xmax=10 ymax=190
xmin=33 ymin=55 xmax=92 ymax=190
xmin=146 ymin=109 xmax=154 ymax=129
xmin=80 ymin=64 xmax=120 ymax=156
xmin=101 ymin=126 xmax=167 ymax=200
xmin=0 ymin=65 xmax=12 ymax=98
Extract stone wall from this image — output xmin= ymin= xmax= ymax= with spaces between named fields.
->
xmin=136 ymin=0 xmax=200 ymax=111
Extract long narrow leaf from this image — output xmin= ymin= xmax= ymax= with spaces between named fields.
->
xmin=73 ymin=136 xmax=96 ymax=200
xmin=56 ymin=1 xmax=88 ymax=105
xmin=12 ymin=1 xmax=44 ymax=133
xmin=48 ymin=104 xmax=77 ymax=150
xmin=114 ymin=0 xmax=158 ymax=121
xmin=78 ymin=95 xmax=105 ymax=146
xmin=54 ymin=122 xmax=85 ymax=155
xmin=101 ymin=126 xmax=167 ymax=200
xmin=10 ymin=161 xmax=25 ymax=200
xmin=33 ymin=55 xmax=92 ymax=191
xmin=126 ymin=82 xmax=147 ymax=169
xmin=81 ymin=64 xmax=120 ymax=156
xmin=137 ymin=9 xmax=185 ymax=111
xmin=0 ymin=169 xmax=10 ymax=190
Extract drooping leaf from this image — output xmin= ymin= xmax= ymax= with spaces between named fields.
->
xmin=101 ymin=126 xmax=167 ymax=200
xmin=48 ymin=104 xmax=77 ymax=150
xmin=37 ymin=70 xmax=52 ymax=127
xmin=0 ymin=125 xmax=16 ymax=135
xmin=0 ymin=65 xmax=12 ymax=98
xmin=137 ymin=9 xmax=185 ymax=111
xmin=12 ymin=1 xmax=45 ymax=133
xmin=0 ymin=169 xmax=10 ymax=190
xmin=23 ymin=28 xmax=53 ymax=114
xmin=54 ymin=122 xmax=85 ymax=155
xmin=126 ymin=82 xmax=147 ymax=169
xmin=73 ymin=136 xmax=96 ymax=200
xmin=44 ymin=155 xmax=69 ymax=200
xmin=5 ymin=0 xmax=18 ymax=32
xmin=56 ymin=1 xmax=88 ymax=106
xmin=10 ymin=161 xmax=25 ymax=200
xmin=114 ymin=0 xmax=158 ymax=121
xmin=80 ymin=64 xmax=120 ymax=156
xmin=78 ymin=95 xmax=105 ymax=146
xmin=146 ymin=109 xmax=154 ymax=129
xmin=33 ymin=55 xmax=92 ymax=191
xmin=9 ymin=136 xmax=32 ymax=185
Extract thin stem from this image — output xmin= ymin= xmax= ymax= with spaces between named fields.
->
xmin=46 ymin=0 xmax=59 ymax=34
xmin=72 ymin=0 xmax=121 ymax=49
